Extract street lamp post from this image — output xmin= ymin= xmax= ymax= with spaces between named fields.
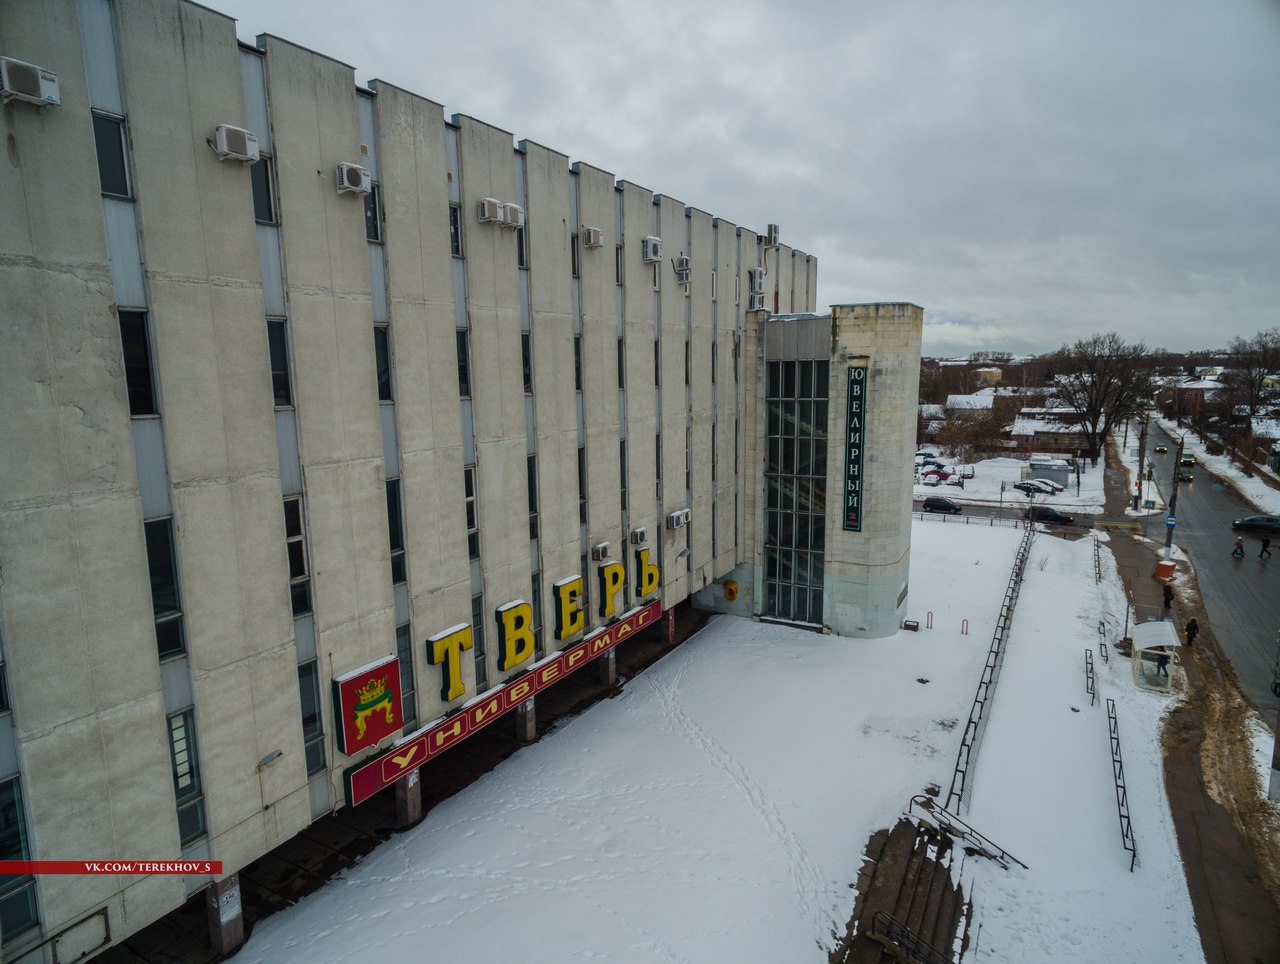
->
xmin=1133 ymin=416 xmax=1149 ymax=511
xmin=1164 ymin=436 xmax=1184 ymax=561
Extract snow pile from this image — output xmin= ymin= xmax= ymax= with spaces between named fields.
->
xmin=242 ymin=522 xmax=1202 ymax=963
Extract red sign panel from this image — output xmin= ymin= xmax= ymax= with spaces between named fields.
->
xmin=332 ymin=655 xmax=403 ymax=755
xmin=344 ymin=600 xmax=662 ymax=807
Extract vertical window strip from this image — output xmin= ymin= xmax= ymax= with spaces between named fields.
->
xmin=464 ymin=465 xmax=480 ymax=560
xmin=167 ymin=710 xmax=206 ymax=844
xmin=91 ymin=111 xmax=130 ymax=199
xmin=527 ymin=455 xmax=539 ymax=540
xmin=374 ymin=325 xmax=393 ymax=401
xmin=577 ymin=446 xmax=588 ymax=524
xmin=144 ymin=518 xmax=186 ymax=658
xmin=267 ymin=318 xmax=293 ymax=407
xmin=0 ymin=777 xmax=39 ymax=940
xmin=456 ymin=330 xmax=472 ymax=398
xmin=395 ymin=623 xmax=417 ymax=726
xmin=118 ymin=310 xmax=158 ymax=416
xmin=386 ymin=479 xmax=406 ymax=584
xmin=471 ymin=594 xmax=487 ymax=690
xmin=297 ymin=660 xmax=326 ymax=776
xmin=449 ymin=203 xmax=464 ymax=257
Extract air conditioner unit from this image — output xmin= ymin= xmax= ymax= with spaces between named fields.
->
xmin=590 ymin=542 xmax=611 ymax=562
xmin=665 ymin=510 xmax=690 ymax=530
xmin=501 ymin=202 xmax=525 ymax=228
xmin=477 ymin=197 xmax=502 ymax=223
xmin=0 ymin=57 xmax=60 ymax=107
xmin=629 ymin=528 xmax=648 ymax=545
xmin=336 ymin=162 xmax=371 ymax=195
xmin=583 ymin=227 xmax=605 ymax=248
xmin=766 ymin=223 xmax=779 ymax=247
xmin=748 ymin=292 xmax=766 ymax=312
xmin=212 ymin=124 xmax=259 ymax=163
xmin=681 ymin=509 xmax=691 ymax=525
xmin=642 ymin=236 xmax=663 ymax=263
xmin=748 ymin=266 xmax=765 ymax=294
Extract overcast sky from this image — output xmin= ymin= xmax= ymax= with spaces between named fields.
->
xmin=206 ymin=0 xmax=1280 ymax=358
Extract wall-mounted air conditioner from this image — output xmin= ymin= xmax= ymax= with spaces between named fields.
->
xmin=748 ymin=266 xmax=765 ymax=294
xmin=642 ymin=236 xmax=663 ymax=263
xmin=501 ymin=202 xmax=525 ymax=228
xmin=336 ymin=162 xmax=371 ymax=195
xmin=629 ymin=528 xmax=648 ymax=545
xmin=665 ymin=509 xmax=690 ymax=530
xmin=766 ymin=223 xmax=779 ymax=247
xmin=674 ymin=255 xmax=691 ymax=284
xmin=590 ymin=542 xmax=611 ymax=561
xmin=748 ymin=292 xmax=766 ymax=312
xmin=212 ymin=124 xmax=259 ymax=163
xmin=477 ymin=197 xmax=502 ymax=223
xmin=0 ymin=57 xmax=60 ymax=107
xmin=583 ymin=227 xmax=605 ymax=248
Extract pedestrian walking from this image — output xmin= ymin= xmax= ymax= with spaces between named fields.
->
xmin=1261 ymin=535 xmax=1272 ymax=559
xmin=1162 ymin=583 xmax=1174 ymax=609
xmin=1232 ymin=536 xmax=1244 ymax=558
xmin=1185 ymin=617 xmax=1199 ymax=647
xmin=1156 ymin=651 xmax=1170 ymax=677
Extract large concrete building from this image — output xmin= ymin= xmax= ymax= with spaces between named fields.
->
xmin=0 ymin=0 xmax=922 ymax=957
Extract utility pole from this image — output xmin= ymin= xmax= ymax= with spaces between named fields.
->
xmin=1133 ymin=416 xmax=1148 ymax=512
xmin=1164 ymin=436 xmax=1184 ymax=560
xmin=1271 ymin=633 xmax=1280 ymax=802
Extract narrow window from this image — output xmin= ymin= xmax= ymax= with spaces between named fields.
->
xmin=118 ymin=310 xmax=157 ymax=416
xmin=685 ymin=342 xmax=690 ymax=386
xmin=386 ymin=479 xmax=406 ymax=584
xmin=267 ymin=319 xmax=293 ymax=407
xmin=527 ymin=455 xmax=539 ymax=540
xmin=145 ymin=518 xmax=185 ymax=658
xmin=297 ymin=661 xmax=325 ymax=775
xmin=471 ymin=593 xmax=487 ymax=690
xmin=516 ymin=225 xmax=528 ymax=269
xmin=464 ymin=465 xmax=480 ymax=559
xmin=92 ymin=112 xmax=129 ymax=198
xmin=574 ymin=335 xmax=584 ymax=392
xmin=652 ymin=263 xmax=660 ymax=291
xmin=711 ymin=343 xmax=717 ymax=384
xmin=711 ymin=269 xmax=717 ymax=301
xmin=167 ymin=710 xmax=206 ymax=844
xmin=0 ymin=778 xmax=38 ymax=940
xmin=456 ymin=329 xmax=472 ymax=398
xmin=615 ymin=244 xmax=624 ymax=285
xmin=580 ymin=553 xmax=591 ymax=622
xmin=395 ymin=622 xmax=416 ymax=726
xmin=531 ymin=571 xmax=544 ymax=658
xmin=522 ymin=332 xmax=534 ymax=395
xmin=374 ymin=325 xmax=393 ymax=402
xmin=251 ymin=156 xmax=275 ymax=225
xmin=735 ymin=274 xmax=741 ymax=305
xmin=617 ymin=337 xmax=626 ymax=390
xmin=283 ymin=497 xmax=312 ymax=617
xmin=712 ymin=424 xmax=718 ymax=482
xmin=655 ymin=432 xmax=662 ymax=496
xmin=449 ymin=203 xmax=464 ymax=257
xmin=364 ymin=182 xmax=382 ymax=242
xmin=654 ymin=340 xmax=661 ymax=387
xmin=577 ymin=446 xmax=588 ymax=524
xmin=619 ymin=440 xmax=628 ymax=513
xmin=571 ymin=233 xmax=581 ymax=278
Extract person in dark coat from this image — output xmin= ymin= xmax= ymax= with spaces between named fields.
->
xmin=1156 ymin=651 xmax=1170 ymax=677
xmin=1162 ymin=583 xmax=1174 ymax=609
xmin=1261 ymin=535 xmax=1272 ymax=559
xmin=1185 ymin=617 xmax=1199 ymax=647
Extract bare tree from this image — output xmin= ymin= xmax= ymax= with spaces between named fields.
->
xmin=1220 ymin=328 xmax=1280 ymax=420
xmin=1047 ymin=333 xmax=1156 ymax=465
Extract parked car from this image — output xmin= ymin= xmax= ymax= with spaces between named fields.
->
xmin=1024 ymin=506 xmax=1076 ymax=526
xmin=921 ymin=474 xmax=941 ymax=487
xmin=921 ymin=496 xmax=962 ymax=514
xmin=1030 ymin=478 xmax=1065 ymax=492
xmin=1154 ymin=444 xmax=1168 ymax=454
xmin=915 ymin=450 xmax=939 ymax=460
xmin=1013 ymin=480 xmax=1054 ymax=496
xmin=1232 ymin=515 xmax=1280 ymax=533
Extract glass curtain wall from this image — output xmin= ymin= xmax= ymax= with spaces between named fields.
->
xmin=764 ymin=359 xmax=829 ymax=624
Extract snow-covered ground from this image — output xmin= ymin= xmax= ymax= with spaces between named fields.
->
xmin=242 ymin=522 xmax=1203 ymax=963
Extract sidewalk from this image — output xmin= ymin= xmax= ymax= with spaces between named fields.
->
xmin=1102 ymin=449 xmax=1280 ymax=964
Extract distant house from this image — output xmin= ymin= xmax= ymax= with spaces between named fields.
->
xmin=1009 ymin=408 xmax=1089 ymax=456
xmin=1156 ymin=375 xmax=1222 ymax=421
xmin=973 ymin=367 xmax=1002 ymax=387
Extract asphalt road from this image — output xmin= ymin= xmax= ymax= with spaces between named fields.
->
xmin=1143 ymin=425 xmax=1280 ymax=721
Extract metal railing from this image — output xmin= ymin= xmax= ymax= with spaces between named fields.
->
xmin=869 ymin=910 xmax=951 ymax=964
xmin=1085 ymin=649 xmax=1096 ymax=705
xmin=945 ymin=525 xmax=1034 ymax=813
xmin=1092 ymin=534 xmax=1102 ymax=583
xmin=908 ymin=795 xmax=1028 ymax=870
xmin=915 ymin=510 xmax=1021 ymax=529
xmin=1106 ymin=698 xmax=1139 ymax=872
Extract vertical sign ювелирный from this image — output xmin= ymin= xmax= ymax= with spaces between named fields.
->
xmin=843 ymin=363 xmax=866 ymax=531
